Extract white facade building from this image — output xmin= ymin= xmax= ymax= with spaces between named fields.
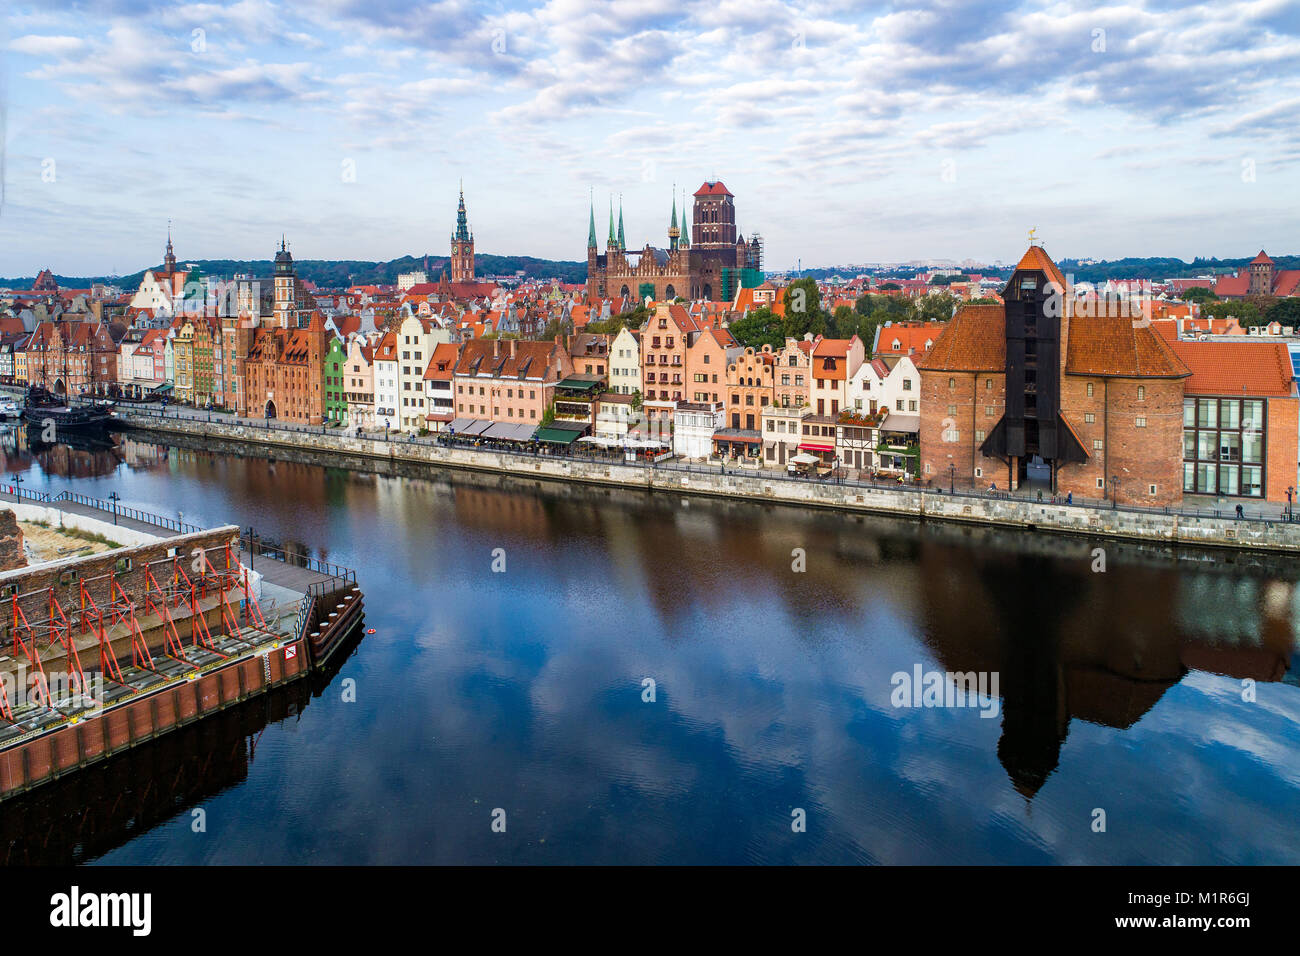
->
xmin=610 ymin=326 xmax=641 ymax=396
xmin=673 ymin=401 xmax=724 ymax=459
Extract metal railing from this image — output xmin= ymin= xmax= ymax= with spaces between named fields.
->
xmin=113 ymin=406 xmax=1300 ymax=528
xmin=0 ymin=484 xmax=51 ymax=504
xmin=292 ymin=594 xmax=317 ymax=643
xmin=46 ymin=490 xmax=207 ymax=534
xmin=239 ymin=534 xmax=357 ymax=586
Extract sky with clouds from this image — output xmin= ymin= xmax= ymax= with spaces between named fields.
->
xmin=2 ymin=0 xmax=1299 ymax=277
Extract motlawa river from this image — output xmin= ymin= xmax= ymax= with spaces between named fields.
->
xmin=2 ymin=428 xmax=1298 ymax=865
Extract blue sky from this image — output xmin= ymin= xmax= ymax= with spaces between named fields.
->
xmin=2 ymin=0 xmax=1299 ymax=276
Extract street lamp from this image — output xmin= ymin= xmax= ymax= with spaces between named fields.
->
xmin=1288 ymin=486 xmax=1295 ymax=523
xmin=9 ymin=472 xmax=22 ymax=502
xmin=247 ymin=525 xmax=255 ymax=570
xmin=1111 ymin=474 xmax=1121 ymax=509
xmin=949 ymin=462 xmax=955 ymax=494
xmin=107 ymin=491 xmax=120 ymax=525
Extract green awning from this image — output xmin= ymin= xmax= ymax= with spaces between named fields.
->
xmin=534 ymin=426 xmax=584 ymax=444
xmin=556 ymin=377 xmax=602 ymax=392
xmin=152 ymin=382 xmax=174 ymax=393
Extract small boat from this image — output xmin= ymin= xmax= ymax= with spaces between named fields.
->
xmin=20 ymin=386 xmax=112 ymax=430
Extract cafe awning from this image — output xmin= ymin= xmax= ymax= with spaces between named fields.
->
xmin=481 ymin=422 xmax=536 ymax=441
xmin=534 ymin=424 xmax=586 ymax=444
xmin=881 ymin=413 xmax=920 ymax=434
xmin=556 ymin=377 xmax=602 ymax=392
xmin=798 ymin=442 xmax=834 ymax=453
xmin=712 ymin=428 xmax=762 ymax=444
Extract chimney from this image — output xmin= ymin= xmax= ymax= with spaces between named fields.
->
xmin=493 ymin=338 xmax=500 ymax=358
xmin=509 ymin=338 xmax=517 ymax=358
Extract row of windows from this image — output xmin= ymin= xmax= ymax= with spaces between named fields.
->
xmin=1185 ymin=462 xmax=1263 ymax=497
xmin=456 ymin=385 xmax=539 ymax=399
xmin=456 ymin=404 xmax=540 ymax=419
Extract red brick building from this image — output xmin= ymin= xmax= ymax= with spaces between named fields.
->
xmin=235 ymin=310 xmax=327 ymax=424
xmin=917 ymin=244 xmax=1191 ymax=506
xmin=25 ymin=318 xmax=118 ymax=397
xmin=1168 ymin=340 xmax=1299 ymax=503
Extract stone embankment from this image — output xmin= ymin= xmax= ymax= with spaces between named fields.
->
xmin=116 ymin=413 xmax=1300 ymax=554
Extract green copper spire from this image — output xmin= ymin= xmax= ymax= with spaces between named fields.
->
xmin=453 ymin=181 xmax=471 ymax=242
xmin=617 ymin=195 xmax=625 ymax=250
xmin=668 ymin=189 xmax=680 ymax=250
xmin=608 ymin=197 xmax=615 ymax=247
xmin=679 ymin=190 xmax=690 ymax=246
xmin=588 ymin=193 xmax=597 ymax=249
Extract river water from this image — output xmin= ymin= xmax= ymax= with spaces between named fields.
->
xmin=2 ymin=428 xmax=1298 ymax=864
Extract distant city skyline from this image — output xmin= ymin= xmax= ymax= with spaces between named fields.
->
xmin=3 ymin=0 xmax=1299 ymax=275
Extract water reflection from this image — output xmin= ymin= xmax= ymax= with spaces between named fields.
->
xmin=2 ymin=433 xmax=1297 ymax=864
xmin=0 ymin=422 xmax=127 ymax=479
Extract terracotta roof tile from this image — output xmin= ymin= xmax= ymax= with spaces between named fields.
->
xmin=1168 ymin=340 xmax=1295 ymax=397
xmin=915 ymin=304 xmax=1006 ymax=372
xmin=1065 ymin=315 xmax=1190 ymax=378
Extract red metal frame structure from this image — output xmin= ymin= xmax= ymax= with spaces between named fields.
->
xmin=78 ymin=579 xmax=127 ymax=686
xmin=10 ymin=594 xmax=52 ymax=707
xmin=161 ymin=556 xmax=221 ymax=656
xmin=1 ymin=542 xmax=277 ymax=726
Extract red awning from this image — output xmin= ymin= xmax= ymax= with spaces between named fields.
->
xmin=799 ymin=443 xmax=834 ymax=453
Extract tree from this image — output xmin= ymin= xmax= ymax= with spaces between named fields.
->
xmin=1183 ymin=286 xmax=1218 ymax=303
xmin=912 ymin=291 xmax=959 ymax=323
xmin=1266 ymin=297 xmax=1300 ymax=327
xmin=630 ymin=389 xmax=642 ymax=411
xmin=782 ymin=277 xmax=828 ymax=341
xmin=729 ymin=307 xmax=785 ymax=350
xmin=540 ymin=316 xmax=571 ymax=341
xmin=1204 ymin=300 xmax=1263 ymax=327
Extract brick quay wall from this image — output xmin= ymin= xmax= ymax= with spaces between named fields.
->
xmin=116 ymin=414 xmax=1300 ymax=554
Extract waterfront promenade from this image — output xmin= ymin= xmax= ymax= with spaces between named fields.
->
xmin=110 ymin=404 xmax=1300 ymax=553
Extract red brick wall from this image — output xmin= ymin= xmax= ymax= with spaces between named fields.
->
xmin=1058 ymin=375 xmax=1184 ymax=506
xmin=919 ymin=370 xmax=1007 ymax=489
xmin=1265 ymin=396 xmax=1298 ymax=503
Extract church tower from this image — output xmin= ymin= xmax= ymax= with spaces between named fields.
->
xmin=451 ymin=183 xmax=475 ymax=283
xmin=1248 ymin=250 xmax=1275 ymax=296
xmin=273 ymin=236 xmax=298 ymax=329
xmin=163 ymin=222 xmax=177 ymax=274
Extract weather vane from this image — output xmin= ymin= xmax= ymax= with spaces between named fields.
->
xmin=1028 ymin=226 xmax=1040 ymax=245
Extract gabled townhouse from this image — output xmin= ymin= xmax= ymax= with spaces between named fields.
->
xmin=686 ymin=327 xmax=740 ymax=406
xmin=396 ymin=315 xmax=455 ymax=431
xmin=610 ymin=326 xmax=641 ymax=396
xmin=324 ymin=335 xmax=348 ymax=423
xmin=344 ymin=336 xmax=376 ymax=430
xmin=569 ymin=333 xmax=610 ymax=378
xmin=725 ymin=344 xmax=776 ymax=431
xmin=640 ymin=303 xmax=705 ymax=420
xmin=372 ymin=330 xmax=399 ymax=429
xmin=872 ymin=321 xmax=944 ymax=368
xmin=809 ymin=335 xmax=865 ymax=417
xmin=422 ymin=341 xmax=460 ymax=431
xmin=453 ymin=337 xmax=574 ymax=426
xmin=773 ymin=335 xmax=815 ymax=408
